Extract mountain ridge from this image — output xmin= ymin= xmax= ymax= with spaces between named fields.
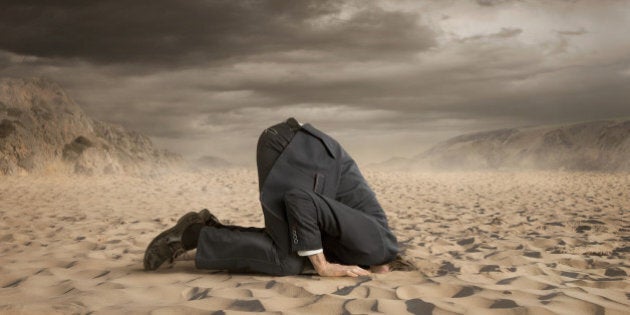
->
xmin=370 ymin=119 xmax=630 ymax=172
xmin=0 ymin=77 xmax=182 ymax=175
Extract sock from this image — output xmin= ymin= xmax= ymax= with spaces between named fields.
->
xmin=181 ymin=223 xmax=203 ymax=250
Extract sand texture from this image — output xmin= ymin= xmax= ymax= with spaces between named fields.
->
xmin=1 ymin=169 xmax=628 ymax=314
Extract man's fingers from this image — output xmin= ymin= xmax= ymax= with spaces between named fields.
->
xmin=350 ymin=266 xmax=370 ymax=276
xmin=317 ymin=263 xmax=372 ymax=277
xmin=345 ymin=266 xmax=369 ymax=277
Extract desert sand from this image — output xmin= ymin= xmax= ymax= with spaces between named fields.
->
xmin=0 ymin=169 xmax=628 ymax=314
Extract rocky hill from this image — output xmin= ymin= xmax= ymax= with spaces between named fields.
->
xmin=371 ymin=120 xmax=630 ymax=172
xmin=0 ymin=77 xmax=182 ymax=175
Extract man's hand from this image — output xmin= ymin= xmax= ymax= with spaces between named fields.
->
xmin=307 ymin=252 xmax=370 ymax=277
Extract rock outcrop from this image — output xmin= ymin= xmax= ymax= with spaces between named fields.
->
xmin=412 ymin=120 xmax=630 ymax=172
xmin=0 ymin=77 xmax=182 ymax=175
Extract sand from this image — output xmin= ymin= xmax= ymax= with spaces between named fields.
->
xmin=0 ymin=169 xmax=628 ymax=314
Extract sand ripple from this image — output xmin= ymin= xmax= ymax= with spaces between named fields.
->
xmin=0 ymin=169 xmax=628 ymax=314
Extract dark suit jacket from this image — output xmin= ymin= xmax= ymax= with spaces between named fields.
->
xmin=259 ymin=123 xmax=398 ymax=266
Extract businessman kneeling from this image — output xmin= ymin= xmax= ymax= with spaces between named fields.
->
xmin=144 ymin=117 xmax=399 ymax=277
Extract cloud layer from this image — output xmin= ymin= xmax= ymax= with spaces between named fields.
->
xmin=2 ymin=0 xmax=629 ymax=165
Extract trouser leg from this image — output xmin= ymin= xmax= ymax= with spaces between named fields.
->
xmin=195 ymin=226 xmax=304 ymax=275
xmin=283 ymin=188 xmax=398 ymax=266
xmin=194 ymin=202 xmax=307 ymax=275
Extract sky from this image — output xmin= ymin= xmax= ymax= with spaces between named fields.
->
xmin=1 ymin=0 xmax=630 ymax=166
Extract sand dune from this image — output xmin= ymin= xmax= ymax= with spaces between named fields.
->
xmin=0 ymin=169 xmax=628 ymax=314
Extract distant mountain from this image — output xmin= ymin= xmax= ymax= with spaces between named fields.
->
xmin=0 ymin=77 xmax=182 ymax=175
xmin=371 ymin=120 xmax=630 ymax=172
xmin=366 ymin=156 xmax=414 ymax=170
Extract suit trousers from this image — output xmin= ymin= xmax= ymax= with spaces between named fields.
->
xmin=195 ymin=120 xmax=397 ymax=275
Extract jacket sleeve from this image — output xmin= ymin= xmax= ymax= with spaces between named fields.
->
xmin=335 ymin=147 xmax=389 ymax=224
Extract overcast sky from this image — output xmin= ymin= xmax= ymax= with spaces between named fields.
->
xmin=2 ymin=0 xmax=629 ymax=165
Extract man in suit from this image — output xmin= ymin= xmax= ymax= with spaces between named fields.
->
xmin=144 ymin=117 xmax=399 ymax=277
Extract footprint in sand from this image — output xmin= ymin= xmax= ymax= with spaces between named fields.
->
xmin=479 ymin=265 xmax=501 ymax=273
xmin=405 ymin=299 xmax=436 ymax=314
xmin=229 ymin=299 xmax=266 ymax=312
xmin=452 ymin=286 xmax=481 ymax=298
xmin=2 ymin=277 xmax=26 ymax=288
xmin=489 ymin=299 xmax=519 ymax=309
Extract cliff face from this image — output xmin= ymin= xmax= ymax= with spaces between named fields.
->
xmin=0 ymin=77 xmax=181 ymax=175
xmin=414 ymin=120 xmax=630 ymax=172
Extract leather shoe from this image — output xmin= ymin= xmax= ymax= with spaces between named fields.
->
xmin=197 ymin=208 xmax=221 ymax=227
xmin=144 ymin=211 xmax=204 ymax=271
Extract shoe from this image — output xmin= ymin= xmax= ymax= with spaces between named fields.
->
xmin=144 ymin=212 xmax=204 ymax=271
xmin=197 ymin=208 xmax=221 ymax=227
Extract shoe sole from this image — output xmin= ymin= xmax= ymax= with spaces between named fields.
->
xmin=143 ymin=212 xmax=203 ymax=271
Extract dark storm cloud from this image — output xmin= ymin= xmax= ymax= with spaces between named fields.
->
xmin=1 ymin=0 xmax=629 ymax=164
xmin=0 ymin=0 xmax=434 ymax=66
xmin=556 ymin=28 xmax=587 ymax=36
xmin=461 ymin=27 xmax=523 ymax=41
xmin=475 ymin=0 xmax=518 ymax=6
xmin=424 ymin=61 xmax=630 ymax=123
